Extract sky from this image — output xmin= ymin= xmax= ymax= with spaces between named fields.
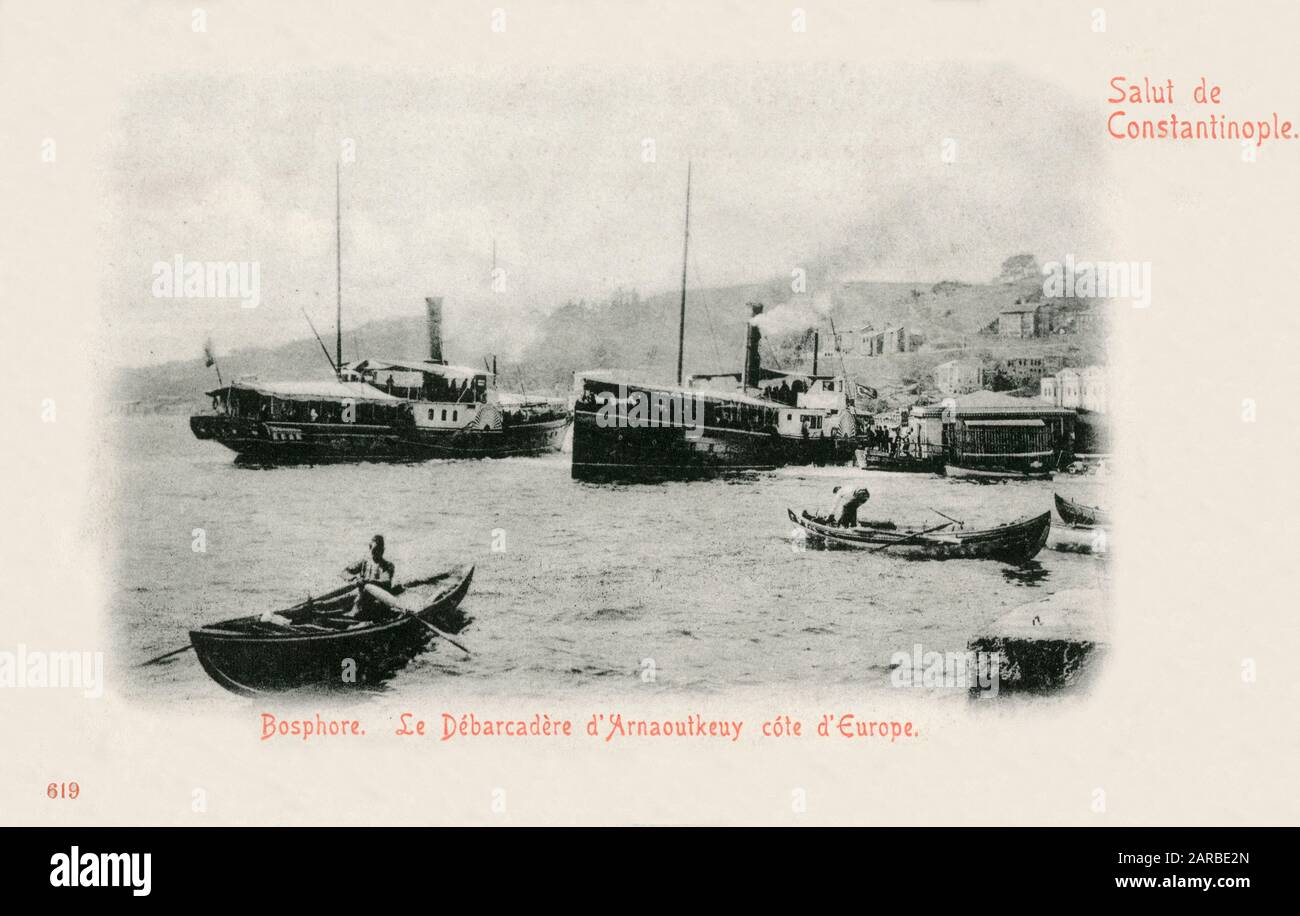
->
xmin=106 ymin=61 xmax=1111 ymax=366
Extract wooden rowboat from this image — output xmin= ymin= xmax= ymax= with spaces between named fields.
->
xmin=190 ymin=564 xmax=474 ymax=696
xmin=945 ymin=462 xmax=1053 ymax=482
xmin=788 ymin=509 xmax=1050 ymax=564
xmin=1054 ymin=493 xmax=1108 ymax=528
xmin=853 ymin=449 xmax=944 ymax=474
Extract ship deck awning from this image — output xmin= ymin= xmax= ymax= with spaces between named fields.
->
xmin=756 ymin=373 xmax=836 ymax=390
xmin=689 ymin=368 xmax=823 ymax=385
xmin=962 ymin=419 xmax=1046 ymax=428
xmin=344 ymin=358 xmax=489 ymax=380
xmin=209 ymin=380 xmax=405 ymax=402
xmin=577 ymin=371 xmax=780 ymax=410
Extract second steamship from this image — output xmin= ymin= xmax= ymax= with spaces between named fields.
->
xmin=571 ymin=165 xmax=863 ymax=480
xmin=191 ymin=296 xmax=570 ymax=462
xmin=572 ymin=302 xmax=860 ymax=479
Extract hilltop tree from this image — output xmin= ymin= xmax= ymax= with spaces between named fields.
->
xmin=997 ymin=253 xmax=1041 ymax=283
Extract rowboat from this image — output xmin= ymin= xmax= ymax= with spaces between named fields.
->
xmin=190 ymin=565 xmax=474 ymax=696
xmin=945 ymin=462 xmax=1053 ymax=482
xmin=853 ymin=449 xmax=944 ymax=474
xmin=788 ymin=509 xmax=1050 ymax=563
xmin=1054 ymin=493 xmax=1108 ymax=528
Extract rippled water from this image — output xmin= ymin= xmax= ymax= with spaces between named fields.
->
xmin=112 ymin=416 xmax=1110 ymax=703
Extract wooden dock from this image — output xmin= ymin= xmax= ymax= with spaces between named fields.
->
xmin=968 ymin=588 xmax=1108 ymax=694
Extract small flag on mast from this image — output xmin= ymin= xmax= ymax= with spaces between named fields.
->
xmin=203 ymin=337 xmax=223 ymax=387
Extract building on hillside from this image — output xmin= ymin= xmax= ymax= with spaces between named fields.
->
xmin=816 ymin=327 xmax=868 ymax=358
xmin=909 ymin=389 xmax=1076 ymax=464
xmin=1080 ymin=366 xmax=1106 ymax=412
xmin=993 ymin=355 xmax=1064 ymax=388
xmin=1034 ymin=300 xmax=1064 ymax=335
xmin=819 ymin=332 xmax=847 ymax=358
xmin=1036 ymin=300 xmax=1105 ymax=336
xmin=997 ymin=299 xmax=1039 ymax=338
xmin=864 ymin=325 xmax=923 ymax=357
xmin=933 ymin=358 xmax=984 ymax=395
xmin=1039 ymin=365 xmax=1107 ymax=413
xmin=855 ymin=325 xmax=874 ymax=353
xmin=1073 ymin=309 xmax=1104 ymax=335
xmin=1058 ymin=368 xmax=1082 ymax=408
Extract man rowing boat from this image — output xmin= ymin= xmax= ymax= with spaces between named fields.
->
xmin=342 ymin=534 xmax=396 ymax=620
xmin=826 ymin=485 xmax=871 ymax=527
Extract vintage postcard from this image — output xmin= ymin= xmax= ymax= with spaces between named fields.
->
xmin=2 ymin=0 xmax=1297 ymax=862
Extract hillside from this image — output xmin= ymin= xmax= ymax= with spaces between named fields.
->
xmin=113 ymin=270 xmax=1107 ymax=414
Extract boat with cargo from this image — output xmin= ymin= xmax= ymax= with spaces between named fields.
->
xmin=788 ymin=508 xmax=1051 ymax=563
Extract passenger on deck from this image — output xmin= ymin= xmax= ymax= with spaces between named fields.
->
xmin=827 ymin=485 xmax=871 ymax=527
xmin=342 ymin=534 xmax=396 ymax=620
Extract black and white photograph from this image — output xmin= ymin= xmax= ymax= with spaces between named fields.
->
xmin=111 ymin=60 xmax=1114 ymax=701
xmin=1 ymin=0 xmax=1296 ymax=871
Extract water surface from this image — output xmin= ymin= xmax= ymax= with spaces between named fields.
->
xmin=112 ymin=416 xmax=1110 ymax=702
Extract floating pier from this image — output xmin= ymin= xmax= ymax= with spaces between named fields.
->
xmin=968 ymin=588 xmax=1108 ymax=694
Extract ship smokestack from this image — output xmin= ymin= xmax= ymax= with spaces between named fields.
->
xmin=425 ymin=297 xmax=444 ymax=364
xmin=742 ymin=302 xmax=763 ymax=390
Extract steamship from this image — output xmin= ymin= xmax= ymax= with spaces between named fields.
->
xmin=340 ymin=297 xmax=570 ymax=459
xmin=190 ymin=168 xmax=568 ymax=462
xmin=572 ymin=302 xmax=860 ymax=479
xmin=191 ymin=297 xmax=571 ymax=462
xmin=570 ymin=164 xmax=861 ymax=480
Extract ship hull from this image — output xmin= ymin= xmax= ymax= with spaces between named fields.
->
xmin=409 ymin=415 xmax=571 ymax=458
xmin=190 ymin=415 xmax=424 ymax=462
xmin=191 ymin=413 xmax=570 ymax=462
xmin=570 ymin=403 xmax=851 ymax=481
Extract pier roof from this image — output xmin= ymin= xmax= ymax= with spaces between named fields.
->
xmin=910 ymin=389 xmax=1076 ymax=419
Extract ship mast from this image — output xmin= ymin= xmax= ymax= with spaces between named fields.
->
xmin=676 ymin=162 xmax=692 ymax=387
xmin=335 ymin=160 xmax=343 ymax=378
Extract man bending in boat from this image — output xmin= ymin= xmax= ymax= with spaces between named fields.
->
xmin=825 ymin=485 xmax=871 ymax=527
xmin=342 ymin=534 xmax=396 ymax=621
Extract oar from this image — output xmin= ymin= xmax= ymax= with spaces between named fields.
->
xmin=141 ymin=579 xmax=362 ymax=666
xmin=408 ymin=616 xmax=472 ymax=656
xmin=287 ymin=580 xmax=358 ymax=611
xmin=139 ymin=644 xmax=194 ymax=667
xmin=870 ymin=521 xmax=955 ymax=553
xmin=363 ymin=583 xmax=471 ymax=656
xmin=927 ymin=507 xmax=964 ymax=527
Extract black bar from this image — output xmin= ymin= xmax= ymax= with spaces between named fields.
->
xmin=5 ymin=827 xmax=1281 ymax=900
